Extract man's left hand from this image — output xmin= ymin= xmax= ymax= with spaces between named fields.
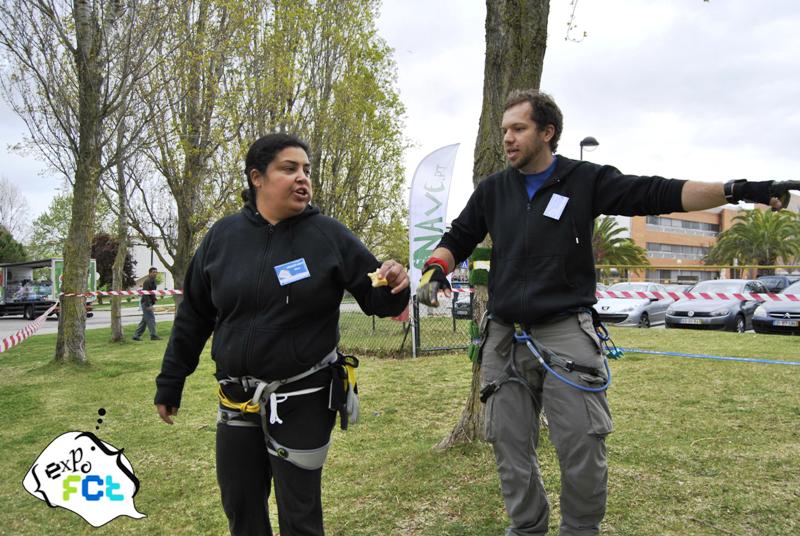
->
xmin=728 ymin=180 xmax=800 ymax=210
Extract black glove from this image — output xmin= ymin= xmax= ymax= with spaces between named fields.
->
xmin=724 ymin=179 xmax=800 ymax=208
xmin=417 ymin=264 xmax=451 ymax=307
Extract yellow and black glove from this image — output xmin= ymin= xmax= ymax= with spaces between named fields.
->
xmin=417 ymin=262 xmax=451 ymax=307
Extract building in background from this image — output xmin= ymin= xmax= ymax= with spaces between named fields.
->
xmin=612 ymin=193 xmax=799 ymax=284
xmin=634 ymin=206 xmax=740 ymax=283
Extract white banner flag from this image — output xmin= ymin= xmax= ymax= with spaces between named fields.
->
xmin=408 ymin=144 xmax=459 ymax=295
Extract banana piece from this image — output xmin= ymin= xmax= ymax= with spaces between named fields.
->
xmin=367 ymin=270 xmax=388 ymax=287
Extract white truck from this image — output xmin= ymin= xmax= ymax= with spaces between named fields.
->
xmin=0 ymin=258 xmax=96 ymax=320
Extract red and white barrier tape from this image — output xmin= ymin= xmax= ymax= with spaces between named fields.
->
xmin=69 ymin=287 xmax=474 ymax=296
xmin=61 ymin=287 xmax=800 ymax=302
xmin=0 ymin=303 xmax=58 ymax=354
xmin=596 ymin=290 xmax=800 ymax=303
xmin=60 ymin=289 xmax=183 ymax=298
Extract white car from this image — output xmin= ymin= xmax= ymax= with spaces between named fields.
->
xmin=594 ymin=282 xmax=674 ymax=328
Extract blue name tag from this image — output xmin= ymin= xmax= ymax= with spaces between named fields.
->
xmin=274 ymin=258 xmax=311 ymax=286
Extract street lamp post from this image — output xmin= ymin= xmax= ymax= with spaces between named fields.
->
xmin=580 ymin=136 xmax=599 ymax=160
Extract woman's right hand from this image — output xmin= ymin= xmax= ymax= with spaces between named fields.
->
xmin=156 ymin=404 xmax=179 ymax=424
xmin=378 ymin=259 xmax=410 ymax=294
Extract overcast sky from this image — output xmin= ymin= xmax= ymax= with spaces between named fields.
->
xmin=377 ymin=0 xmax=800 ymax=221
xmin=2 ymin=0 xmax=799 ymax=227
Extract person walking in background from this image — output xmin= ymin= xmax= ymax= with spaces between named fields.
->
xmin=133 ymin=267 xmax=161 ymax=341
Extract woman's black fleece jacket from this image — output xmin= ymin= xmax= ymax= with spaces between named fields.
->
xmin=155 ymin=202 xmax=409 ymax=409
xmin=438 ymin=155 xmax=687 ymax=325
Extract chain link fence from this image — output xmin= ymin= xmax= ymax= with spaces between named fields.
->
xmin=337 ymin=294 xmax=473 ymax=358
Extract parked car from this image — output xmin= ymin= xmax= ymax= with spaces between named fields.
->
xmin=757 ymin=274 xmax=800 ymax=293
xmin=662 ymin=283 xmax=694 ymax=293
xmin=593 ymin=282 xmax=674 ymax=328
xmin=752 ymin=280 xmax=800 ymax=335
xmin=665 ymin=279 xmax=767 ymax=333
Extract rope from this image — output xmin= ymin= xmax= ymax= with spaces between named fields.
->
xmin=620 ymin=347 xmax=800 ymax=366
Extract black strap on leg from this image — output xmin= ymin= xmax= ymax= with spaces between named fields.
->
xmin=480 ymin=331 xmax=538 ymax=403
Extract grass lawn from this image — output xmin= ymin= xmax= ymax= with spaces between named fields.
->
xmin=0 ymin=323 xmax=798 ymax=535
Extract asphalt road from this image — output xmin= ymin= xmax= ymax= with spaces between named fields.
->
xmin=0 ymin=309 xmax=176 ymax=340
xmin=1 ymin=304 xmax=364 ymax=341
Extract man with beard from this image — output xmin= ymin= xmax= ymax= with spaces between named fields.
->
xmin=416 ymin=89 xmax=798 ymax=535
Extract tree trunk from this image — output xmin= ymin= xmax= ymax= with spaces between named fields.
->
xmin=439 ymin=0 xmax=550 ymax=447
xmin=171 ymin=169 xmax=202 ymax=310
xmin=111 ymin=116 xmax=129 ymax=342
xmin=55 ymin=0 xmax=104 ymax=363
xmin=435 ymin=286 xmax=488 ymax=449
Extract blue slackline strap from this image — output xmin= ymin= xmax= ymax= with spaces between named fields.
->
xmin=619 ymin=347 xmax=800 ymax=366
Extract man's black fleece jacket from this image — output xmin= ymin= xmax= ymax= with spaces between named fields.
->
xmin=437 ymin=155 xmax=687 ymax=325
xmin=155 ymin=202 xmax=409 ymax=409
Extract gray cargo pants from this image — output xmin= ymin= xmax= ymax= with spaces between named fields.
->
xmin=480 ymin=312 xmax=613 ymax=536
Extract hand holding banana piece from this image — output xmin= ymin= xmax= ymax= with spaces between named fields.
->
xmin=367 ymin=260 xmax=409 ymax=294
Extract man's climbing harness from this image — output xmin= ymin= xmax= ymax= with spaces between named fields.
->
xmin=512 ymin=327 xmax=612 ymax=393
xmin=480 ymin=312 xmax=623 ymax=403
xmin=215 ymin=350 xmax=359 ymax=470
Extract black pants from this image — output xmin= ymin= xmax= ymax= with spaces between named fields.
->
xmin=216 ymin=375 xmax=337 ymax=536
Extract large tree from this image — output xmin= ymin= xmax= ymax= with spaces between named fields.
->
xmin=705 ymin=209 xmax=800 ymax=275
xmin=0 ymin=0 xmax=162 ymax=363
xmin=129 ymin=0 xmax=407 ymax=296
xmin=438 ymin=0 xmax=550 ymax=449
xmin=128 ymin=0 xmax=243 ymax=301
xmin=228 ymin=0 xmax=407 ymax=252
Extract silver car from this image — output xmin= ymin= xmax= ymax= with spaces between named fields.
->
xmin=752 ymin=280 xmax=800 ymax=335
xmin=594 ymin=282 xmax=674 ymax=328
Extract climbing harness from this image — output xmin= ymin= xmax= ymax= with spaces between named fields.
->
xmin=480 ymin=312 xmax=621 ymax=402
xmin=216 ymin=349 xmax=359 ymax=470
xmin=513 ymin=328 xmax=612 ymax=393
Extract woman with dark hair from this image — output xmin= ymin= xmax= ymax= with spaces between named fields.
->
xmin=154 ymin=133 xmax=409 ymax=535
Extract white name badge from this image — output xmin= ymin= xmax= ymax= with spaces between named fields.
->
xmin=543 ymin=193 xmax=569 ymax=220
xmin=274 ymin=258 xmax=311 ymax=286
